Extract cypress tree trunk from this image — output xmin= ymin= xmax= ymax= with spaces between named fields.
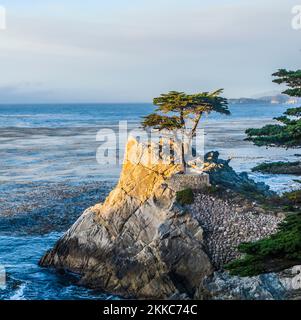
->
xmin=181 ymin=141 xmax=186 ymax=173
xmin=179 ymin=111 xmax=186 ymax=173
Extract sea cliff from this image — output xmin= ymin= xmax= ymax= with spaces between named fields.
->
xmin=40 ymin=137 xmax=300 ymax=299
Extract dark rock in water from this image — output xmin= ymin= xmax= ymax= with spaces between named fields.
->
xmin=252 ymin=161 xmax=301 ymax=175
xmin=204 ymin=151 xmax=274 ymax=196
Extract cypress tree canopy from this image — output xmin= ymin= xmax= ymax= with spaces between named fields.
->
xmin=246 ymin=69 xmax=301 ymax=148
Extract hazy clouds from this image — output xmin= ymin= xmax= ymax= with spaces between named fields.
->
xmin=0 ymin=0 xmax=300 ymax=103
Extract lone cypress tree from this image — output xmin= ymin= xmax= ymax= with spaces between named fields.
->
xmin=246 ymin=69 xmax=301 ymax=148
xmin=142 ymin=90 xmax=229 ymax=172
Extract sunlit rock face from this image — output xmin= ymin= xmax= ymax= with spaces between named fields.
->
xmin=40 ymin=137 xmax=213 ymax=299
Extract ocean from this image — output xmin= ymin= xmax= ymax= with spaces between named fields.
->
xmin=0 ymin=103 xmax=299 ymax=300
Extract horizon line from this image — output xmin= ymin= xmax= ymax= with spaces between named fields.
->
xmin=0 ymin=96 xmax=290 ymax=106
xmin=0 ymin=101 xmax=154 ymax=106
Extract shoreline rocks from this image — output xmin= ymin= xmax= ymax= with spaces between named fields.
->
xmin=252 ymin=161 xmax=301 ymax=175
xmin=189 ymin=192 xmax=282 ymax=268
xmin=199 ymin=269 xmax=301 ymax=300
xmin=204 ymin=151 xmax=274 ymax=196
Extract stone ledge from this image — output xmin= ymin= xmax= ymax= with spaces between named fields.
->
xmin=167 ymin=173 xmax=211 ymax=192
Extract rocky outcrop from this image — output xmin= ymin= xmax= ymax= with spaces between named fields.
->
xmin=166 ymin=173 xmax=210 ymax=192
xmin=252 ymin=161 xmax=301 ymax=175
xmin=40 ymin=138 xmax=296 ymax=300
xmin=203 ymin=151 xmax=274 ymax=196
xmin=40 ymin=138 xmax=213 ymax=299
xmin=198 ymin=267 xmax=301 ymax=300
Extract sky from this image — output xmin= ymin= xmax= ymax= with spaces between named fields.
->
xmin=0 ymin=0 xmax=300 ymax=103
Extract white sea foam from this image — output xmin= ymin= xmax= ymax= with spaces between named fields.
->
xmin=10 ymin=283 xmax=27 ymax=300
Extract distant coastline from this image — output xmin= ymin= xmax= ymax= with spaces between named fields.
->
xmin=0 ymin=95 xmax=298 ymax=106
xmin=229 ymin=94 xmax=300 ymax=105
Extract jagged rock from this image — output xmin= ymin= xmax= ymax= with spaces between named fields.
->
xmin=203 ymin=151 xmax=274 ymax=196
xmin=166 ymin=173 xmax=210 ymax=192
xmin=40 ymin=137 xmax=213 ymax=299
xmin=197 ymin=267 xmax=301 ymax=300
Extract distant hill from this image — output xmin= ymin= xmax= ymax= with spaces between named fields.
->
xmin=229 ymin=94 xmax=300 ymax=105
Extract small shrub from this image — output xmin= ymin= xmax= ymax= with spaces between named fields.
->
xmin=262 ymin=189 xmax=301 ymax=212
xmin=176 ymin=188 xmax=194 ymax=205
xmin=285 ymin=190 xmax=301 ymax=205
xmin=206 ymin=185 xmax=219 ymax=194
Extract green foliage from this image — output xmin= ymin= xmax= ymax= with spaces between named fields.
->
xmin=285 ymin=107 xmax=301 ymax=117
xmin=272 ymin=69 xmax=301 ymax=97
xmin=227 ymin=68 xmax=301 ymax=277
xmin=225 ymin=212 xmax=301 ymax=276
xmin=284 ymin=190 xmax=301 ymax=206
xmin=141 ymin=113 xmax=182 ymax=131
xmin=142 ymin=90 xmax=229 ymax=132
xmin=252 ymin=161 xmax=301 ymax=174
xmin=152 ymin=90 xmax=229 ymax=116
xmin=260 ymin=189 xmax=301 ymax=213
xmin=142 ymin=90 xmax=229 ymax=171
xmin=245 ymin=122 xmax=301 ymax=147
xmin=206 ymin=185 xmax=220 ymax=194
xmin=176 ymin=188 xmax=195 ymax=205
xmin=246 ymin=69 xmax=301 ymax=148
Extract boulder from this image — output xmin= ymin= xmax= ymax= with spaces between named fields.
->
xmin=203 ymin=151 xmax=274 ymax=196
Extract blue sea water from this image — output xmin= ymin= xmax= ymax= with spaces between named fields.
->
xmin=0 ymin=103 xmax=300 ymax=300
